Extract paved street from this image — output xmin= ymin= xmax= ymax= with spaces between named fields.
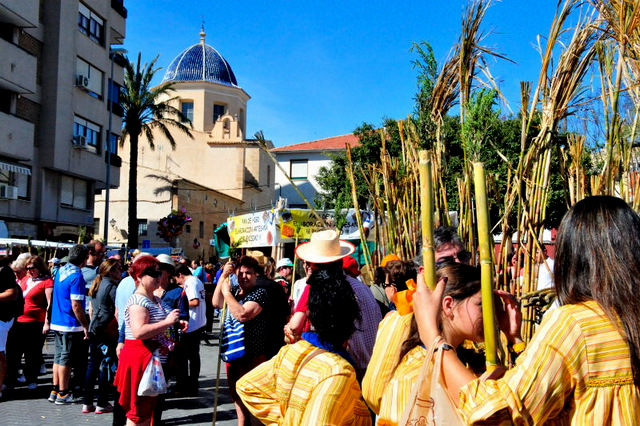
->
xmin=0 ymin=322 xmax=239 ymax=425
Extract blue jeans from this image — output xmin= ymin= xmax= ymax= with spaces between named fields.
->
xmin=83 ymin=340 xmax=114 ymax=407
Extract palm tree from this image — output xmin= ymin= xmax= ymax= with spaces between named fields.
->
xmin=120 ymin=53 xmax=193 ymax=249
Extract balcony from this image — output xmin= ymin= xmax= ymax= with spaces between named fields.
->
xmin=104 ymin=152 xmax=122 ymax=168
xmin=0 ymin=110 xmax=34 ymax=160
xmin=0 ymin=0 xmax=39 ymax=28
xmin=109 ymin=100 xmax=124 ymax=117
xmin=111 ymin=0 xmax=127 ymax=18
xmin=0 ymin=37 xmax=36 ymax=94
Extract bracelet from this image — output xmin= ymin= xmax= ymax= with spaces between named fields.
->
xmin=436 ymin=343 xmax=454 ymax=352
xmin=510 ymin=341 xmax=526 ymax=354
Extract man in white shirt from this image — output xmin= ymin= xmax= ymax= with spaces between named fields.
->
xmin=174 ymin=264 xmax=206 ymax=395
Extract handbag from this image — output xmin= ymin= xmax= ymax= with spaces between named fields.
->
xmin=137 ymin=350 xmax=168 ymax=396
xmin=220 ymin=308 xmax=245 ymax=362
xmin=399 ymin=336 xmax=464 ymax=426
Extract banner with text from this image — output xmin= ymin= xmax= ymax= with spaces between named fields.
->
xmin=279 ymin=209 xmax=374 ymax=241
xmin=227 ymin=210 xmax=277 ymax=248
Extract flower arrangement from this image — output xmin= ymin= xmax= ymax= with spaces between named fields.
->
xmin=156 ymin=207 xmax=192 ymax=242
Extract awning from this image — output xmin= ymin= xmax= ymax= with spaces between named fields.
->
xmin=0 ymin=161 xmax=31 ymax=175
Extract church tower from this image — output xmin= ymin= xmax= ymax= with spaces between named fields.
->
xmin=161 ymin=27 xmax=249 ymax=142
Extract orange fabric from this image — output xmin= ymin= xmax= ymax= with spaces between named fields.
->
xmin=381 ymin=254 xmax=401 ymax=267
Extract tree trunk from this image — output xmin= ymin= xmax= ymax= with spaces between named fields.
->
xmin=128 ymin=132 xmax=139 ymax=250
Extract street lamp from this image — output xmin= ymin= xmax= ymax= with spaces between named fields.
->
xmin=104 ymin=47 xmax=127 ymax=243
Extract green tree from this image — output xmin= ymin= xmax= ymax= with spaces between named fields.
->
xmin=120 ymin=53 xmax=193 ymax=249
xmin=315 ymin=119 xmax=403 ymax=211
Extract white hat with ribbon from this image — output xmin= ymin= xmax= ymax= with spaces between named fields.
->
xmin=295 ymin=229 xmax=355 ymax=264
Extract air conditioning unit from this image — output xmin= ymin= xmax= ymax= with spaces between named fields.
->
xmin=0 ymin=184 xmax=18 ymax=200
xmin=76 ymin=74 xmax=90 ymax=89
xmin=72 ymin=134 xmax=87 ymax=148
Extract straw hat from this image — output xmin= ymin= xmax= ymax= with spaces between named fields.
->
xmin=247 ymin=250 xmax=266 ymax=265
xmin=295 ymin=229 xmax=355 ymax=264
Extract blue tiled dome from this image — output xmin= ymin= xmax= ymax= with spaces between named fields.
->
xmin=161 ymin=32 xmax=238 ymax=87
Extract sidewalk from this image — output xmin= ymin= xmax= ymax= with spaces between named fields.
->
xmin=0 ymin=321 xmax=238 ymax=425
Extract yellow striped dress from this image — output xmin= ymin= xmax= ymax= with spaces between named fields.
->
xmin=236 ymin=339 xmax=372 ymax=425
xmin=362 ymin=311 xmax=424 ymax=425
xmin=460 ymin=301 xmax=640 ymax=425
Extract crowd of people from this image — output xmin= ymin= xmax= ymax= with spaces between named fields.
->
xmin=0 ymin=242 xmax=216 ymax=425
xmin=0 ymin=195 xmax=639 ymax=425
xmin=226 ymin=196 xmax=640 ymax=425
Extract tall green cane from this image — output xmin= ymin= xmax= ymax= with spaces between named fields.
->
xmin=419 ymin=151 xmax=437 ymax=290
xmin=472 ymin=162 xmax=498 ymax=371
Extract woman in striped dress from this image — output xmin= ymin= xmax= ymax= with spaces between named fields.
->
xmin=414 ymin=195 xmax=640 ymax=424
xmin=236 ymin=268 xmax=372 ymax=425
xmin=362 ymin=263 xmax=509 ymax=425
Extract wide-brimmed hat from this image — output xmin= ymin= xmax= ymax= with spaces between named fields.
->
xmin=295 ymin=229 xmax=355 ymax=264
xmin=247 ymin=250 xmax=266 ymax=265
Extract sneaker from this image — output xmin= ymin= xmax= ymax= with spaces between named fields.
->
xmin=55 ymin=392 xmax=73 ymax=405
xmin=27 ymin=383 xmax=37 ymax=390
xmin=17 ymin=373 xmax=26 ymax=383
xmin=48 ymin=390 xmax=58 ymax=403
xmin=39 ymin=364 xmax=47 ymax=375
xmin=95 ymin=404 xmax=113 ymax=414
xmin=82 ymin=404 xmax=95 ymax=413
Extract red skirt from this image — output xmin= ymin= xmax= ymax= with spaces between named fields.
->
xmin=114 ymin=339 xmax=159 ymax=423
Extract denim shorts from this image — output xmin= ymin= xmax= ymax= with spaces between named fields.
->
xmin=53 ymin=330 xmax=84 ymax=366
xmin=0 ymin=318 xmax=14 ymax=352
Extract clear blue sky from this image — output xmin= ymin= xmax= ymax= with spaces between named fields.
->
xmin=123 ymin=1 xmax=562 ymax=147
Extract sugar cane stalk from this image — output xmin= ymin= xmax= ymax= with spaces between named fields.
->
xmin=419 ymin=151 xmax=437 ymax=290
xmin=472 ymin=161 xmax=498 ymax=371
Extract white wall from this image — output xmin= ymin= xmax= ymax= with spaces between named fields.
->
xmin=274 ymin=151 xmax=334 ymax=208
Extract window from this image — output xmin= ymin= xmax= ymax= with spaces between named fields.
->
xmin=213 ymin=103 xmax=226 ymax=122
xmin=108 ymin=79 xmax=123 ymax=116
xmin=199 ymin=221 xmax=204 ymax=238
xmin=108 ymin=133 xmax=119 ymax=155
xmin=0 ymin=168 xmax=30 ymax=199
xmin=74 ymin=116 xmax=101 ymax=154
xmin=76 ymin=57 xmax=104 ymax=98
xmin=181 ymin=101 xmax=193 ymax=123
xmin=290 ymin=159 xmax=308 ymax=180
xmin=185 ymin=224 xmax=191 ymax=233
xmin=138 ymin=219 xmax=148 ymax=236
xmin=78 ymin=3 xmax=104 ymax=45
xmin=0 ymin=89 xmax=15 ymax=115
xmin=60 ymin=175 xmax=88 ymax=209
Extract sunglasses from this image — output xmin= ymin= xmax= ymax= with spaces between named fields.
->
xmin=142 ymin=268 xmax=162 ymax=278
xmin=26 ymin=266 xmax=37 ymax=271
xmin=436 ymin=250 xmax=472 ymax=266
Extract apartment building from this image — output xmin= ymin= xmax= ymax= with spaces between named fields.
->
xmin=0 ymin=0 xmax=126 ymax=241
